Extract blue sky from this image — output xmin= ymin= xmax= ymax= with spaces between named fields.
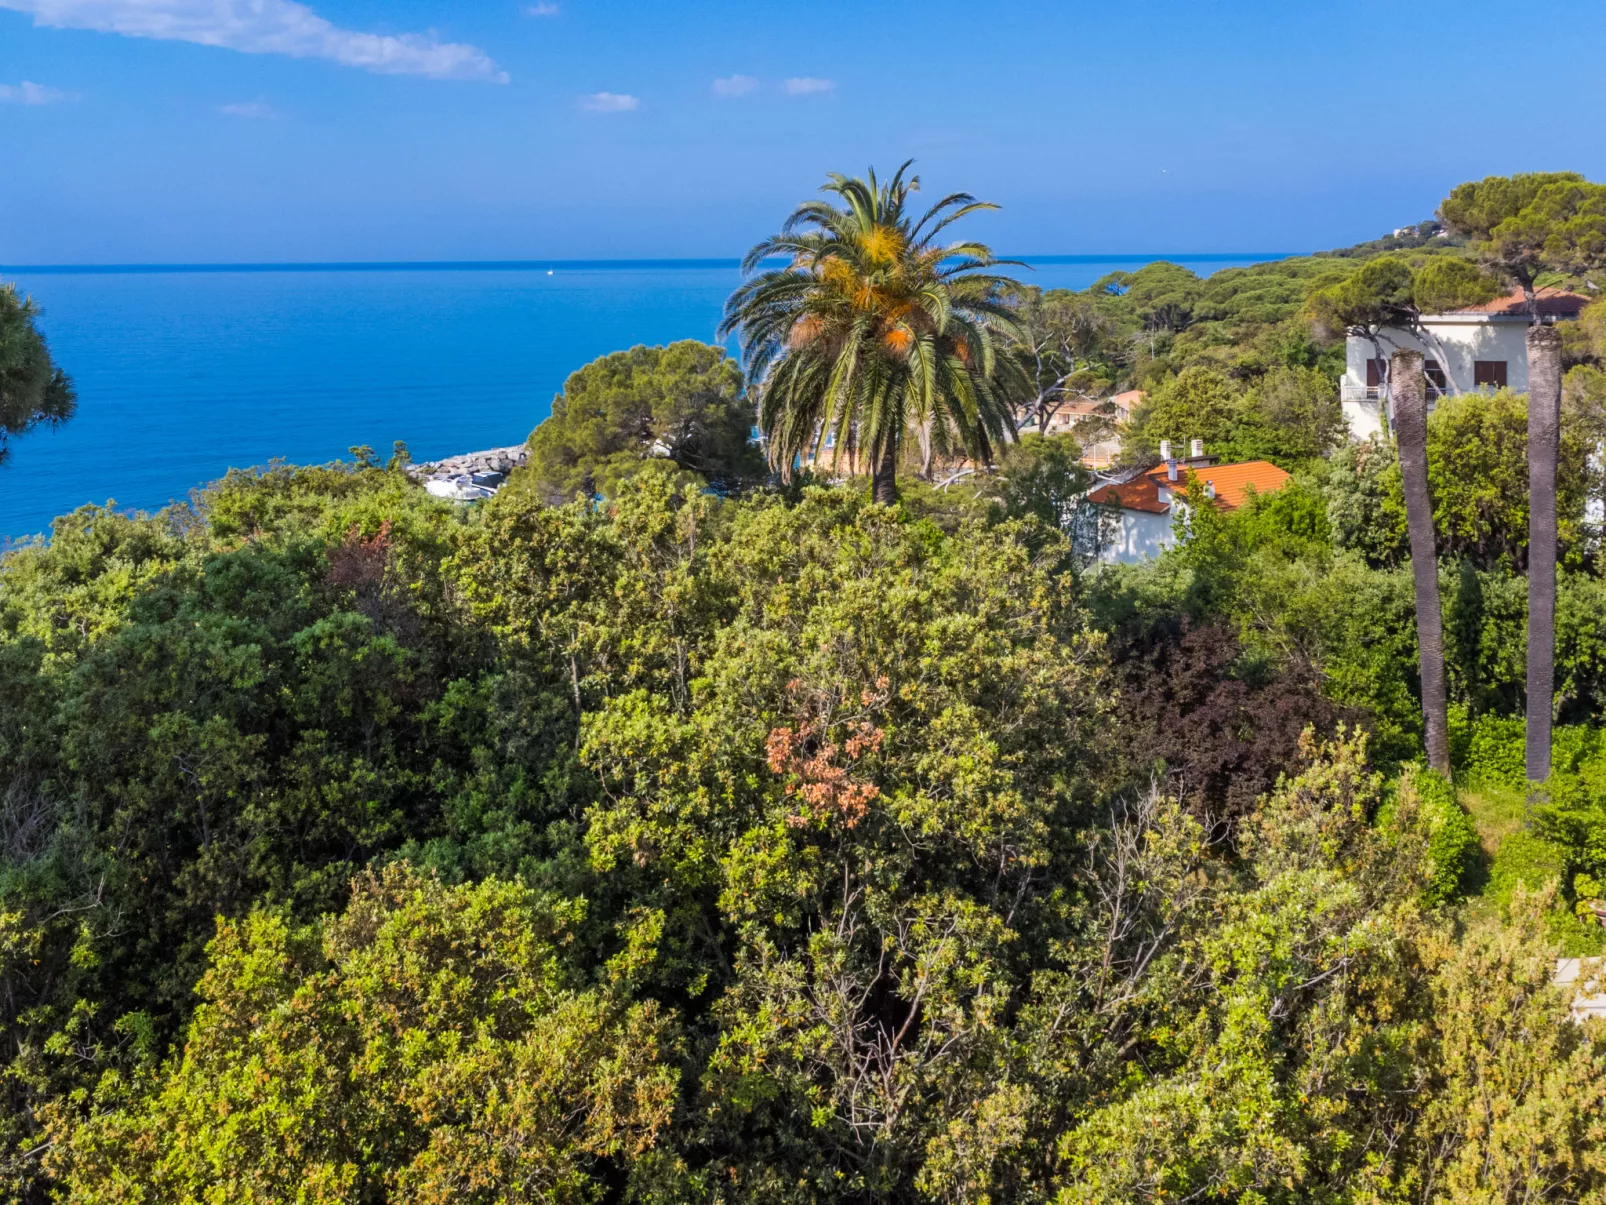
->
xmin=0 ymin=0 xmax=1598 ymax=264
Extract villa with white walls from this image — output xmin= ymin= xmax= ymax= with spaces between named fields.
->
xmin=1088 ymin=440 xmax=1291 ymax=564
xmin=1340 ymin=287 xmax=1588 ymax=440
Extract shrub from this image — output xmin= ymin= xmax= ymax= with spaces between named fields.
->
xmin=1109 ymin=618 xmax=1347 ymax=827
xmin=1486 ymin=830 xmax=1567 ymax=907
xmin=1453 ymin=710 xmax=1526 ymax=789
xmin=1405 ymin=765 xmax=1480 ymax=906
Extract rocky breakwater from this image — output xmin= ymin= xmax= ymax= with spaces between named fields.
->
xmin=407 ymin=445 xmax=529 ymax=501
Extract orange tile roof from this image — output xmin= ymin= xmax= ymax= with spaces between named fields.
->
xmin=1088 ymin=460 xmax=1290 ymax=515
xmin=1058 ymin=399 xmax=1108 ymax=417
xmin=1088 ymin=474 xmax=1170 ymax=513
xmin=1054 ymin=391 xmax=1144 ymax=422
xmin=1450 ymin=286 xmax=1589 ymax=317
xmin=1187 ymin=460 xmax=1291 ymax=508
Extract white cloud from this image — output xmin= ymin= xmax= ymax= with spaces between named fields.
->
xmin=581 ymin=90 xmax=636 ymax=112
xmin=711 ymin=73 xmax=756 ymax=98
xmin=784 ymin=76 xmax=835 ymax=95
xmin=219 ymin=99 xmax=278 ymax=118
xmin=0 ymin=0 xmax=508 ymax=81
xmin=0 ymin=79 xmax=77 ymax=103
xmin=526 ymin=2 xmax=558 ymax=13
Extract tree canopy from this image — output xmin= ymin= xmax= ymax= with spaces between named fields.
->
xmin=50 ymin=867 xmax=677 ymax=1204
xmin=0 ymin=285 xmax=75 ymax=466
xmin=1440 ymin=172 xmax=1606 ymax=302
xmin=1095 ymin=259 xmax=1204 ymax=333
xmin=18 ymin=171 xmax=1606 ymax=1204
xmin=1 ymin=453 xmax=1605 ymax=1202
xmin=522 ymin=341 xmax=761 ymax=502
xmin=1302 ymin=255 xmax=1500 ymax=343
xmin=1123 ymin=364 xmax=1342 ymax=467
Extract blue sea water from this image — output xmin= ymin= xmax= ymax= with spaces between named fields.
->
xmin=0 ymin=255 xmax=1286 ymax=540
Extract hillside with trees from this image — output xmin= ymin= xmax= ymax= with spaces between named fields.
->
xmin=4 ymin=171 xmax=1606 ymax=1203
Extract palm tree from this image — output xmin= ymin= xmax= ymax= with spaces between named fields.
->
xmin=720 ymin=162 xmax=1022 ymax=504
xmin=1525 ymin=325 xmax=1563 ymax=783
xmin=1391 ymin=349 xmax=1451 ymax=776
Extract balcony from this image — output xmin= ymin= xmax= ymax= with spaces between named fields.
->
xmin=1340 ymin=379 xmax=1445 ymax=403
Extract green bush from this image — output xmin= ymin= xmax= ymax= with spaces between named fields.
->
xmin=1484 ymin=829 xmax=1603 ymax=953
xmin=1399 ymin=765 xmax=1479 ymax=906
xmin=1486 ymin=830 xmax=1566 ymax=906
xmin=1455 ymin=711 xmax=1526 ymax=789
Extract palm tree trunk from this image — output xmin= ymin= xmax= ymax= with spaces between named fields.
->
xmin=1392 ymin=350 xmax=1451 ymax=776
xmin=871 ymin=442 xmax=898 ymax=506
xmin=1525 ymin=325 xmax=1562 ymax=783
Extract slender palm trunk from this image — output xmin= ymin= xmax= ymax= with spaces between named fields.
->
xmin=871 ymin=442 xmax=898 ymax=506
xmin=1525 ymin=325 xmax=1563 ymax=783
xmin=1392 ymin=350 xmax=1451 ymax=776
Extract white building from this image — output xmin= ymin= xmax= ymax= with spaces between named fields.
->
xmin=1555 ymin=957 xmax=1606 ymax=1024
xmin=1038 ymin=389 xmax=1145 ymax=469
xmin=1340 ymin=287 xmax=1589 ymax=441
xmin=1088 ymin=441 xmax=1291 ymax=564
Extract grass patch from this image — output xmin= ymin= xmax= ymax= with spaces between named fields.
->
xmin=1458 ymin=778 xmax=1528 ymax=859
xmin=1455 ymin=776 xmax=1604 ymax=955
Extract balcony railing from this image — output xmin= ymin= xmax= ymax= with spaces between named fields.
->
xmin=1340 ymin=380 xmax=1447 ymax=403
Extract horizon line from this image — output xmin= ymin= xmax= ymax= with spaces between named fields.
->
xmin=1 ymin=252 xmax=1297 ymax=276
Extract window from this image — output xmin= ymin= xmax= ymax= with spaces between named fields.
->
xmin=1365 ymin=358 xmax=1385 ymax=398
xmin=1424 ymin=359 xmax=1448 ymax=399
xmin=1474 ymin=360 xmax=1508 ymax=389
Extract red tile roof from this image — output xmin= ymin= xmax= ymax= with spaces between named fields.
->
xmin=1058 ymin=399 xmax=1109 ymax=418
xmin=1448 ymin=286 xmax=1589 ymax=317
xmin=1088 ymin=460 xmax=1291 ymax=514
xmin=1053 ymin=390 xmax=1145 ymax=423
xmin=1088 ymin=474 xmax=1170 ymax=514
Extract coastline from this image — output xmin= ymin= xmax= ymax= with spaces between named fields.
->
xmin=407 ymin=445 xmax=529 ymax=501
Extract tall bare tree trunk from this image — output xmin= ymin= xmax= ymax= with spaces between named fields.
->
xmin=871 ymin=441 xmax=898 ymax=506
xmin=1526 ymin=325 xmax=1562 ymax=783
xmin=1392 ymin=350 xmax=1451 ymax=776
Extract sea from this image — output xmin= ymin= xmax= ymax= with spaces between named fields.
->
xmin=0 ymin=255 xmax=1286 ymax=541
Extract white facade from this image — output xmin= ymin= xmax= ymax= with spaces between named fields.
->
xmin=1099 ymin=506 xmax=1177 ymax=565
xmin=1340 ymin=312 xmax=1536 ymax=441
xmin=1555 ymin=957 xmax=1606 ymax=1024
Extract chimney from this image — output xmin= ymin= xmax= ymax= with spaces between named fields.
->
xmin=1190 ymin=439 xmax=1204 ymax=459
xmin=1160 ymin=438 xmax=1178 ymax=481
xmin=1205 ymin=480 xmax=1216 ymax=500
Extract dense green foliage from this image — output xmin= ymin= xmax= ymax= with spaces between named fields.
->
xmin=1441 ymin=171 xmax=1606 ymax=294
xmin=1 ymin=455 xmax=1604 ymax=1203
xmin=523 ymin=341 xmax=761 ymax=502
xmin=1124 ymin=363 xmax=1343 ymax=467
xmin=52 ymin=866 xmax=677 ymax=1203
xmin=12 ymin=175 xmax=1606 ymax=1203
xmin=0 ymin=284 xmax=75 ymax=466
xmin=1403 ymin=765 xmax=1480 ymax=906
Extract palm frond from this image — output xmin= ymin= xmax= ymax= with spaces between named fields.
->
xmin=725 ymin=162 xmax=1022 ymax=485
